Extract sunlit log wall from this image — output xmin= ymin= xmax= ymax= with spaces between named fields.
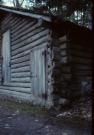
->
xmin=0 ymin=23 xmax=2 ymax=85
xmin=0 ymin=13 xmax=53 ymax=107
xmin=0 ymin=13 xmax=92 ymax=107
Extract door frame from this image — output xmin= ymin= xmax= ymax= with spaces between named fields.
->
xmin=30 ymin=44 xmax=48 ymax=103
xmin=1 ymin=29 xmax=11 ymax=85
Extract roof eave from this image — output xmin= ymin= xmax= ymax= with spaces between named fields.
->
xmin=0 ymin=6 xmax=51 ymax=22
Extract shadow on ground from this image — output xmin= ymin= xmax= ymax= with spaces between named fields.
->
xmin=0 ymin=98 xmax=92 ymax=135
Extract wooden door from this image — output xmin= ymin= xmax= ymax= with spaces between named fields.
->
xmin=31 ymin=46 xmax=47 ymax=104
xmin=2 ymin=30 xmax=10 ymax=84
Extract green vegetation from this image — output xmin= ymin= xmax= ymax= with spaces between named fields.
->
xmin=0 ymin=0 xmax=93 ymax=29
xmin=0 ymin=98 xmax=48 ymax=117
xmin=0 ymin=97 xmax=91 ymax=126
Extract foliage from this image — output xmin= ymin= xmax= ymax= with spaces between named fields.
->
xmin=0 ymin=0 xmax=92 ymax=28
xmin=0 ymin=97 xmax=48 ymax=116
xmin=13 ymin=0 xmax=25 ymax=8
xmin=0 ymin=0 xmax=3 ymax=4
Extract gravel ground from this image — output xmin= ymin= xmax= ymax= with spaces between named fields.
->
xmin=0 ymin=105 xmax=91 ymax=135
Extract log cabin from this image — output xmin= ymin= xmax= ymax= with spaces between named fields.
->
xmin=0 ymin=6 xmax=92 ymax=108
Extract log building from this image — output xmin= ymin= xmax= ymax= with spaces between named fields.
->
xmin=0 ymin=6 xmax=92 ymax=107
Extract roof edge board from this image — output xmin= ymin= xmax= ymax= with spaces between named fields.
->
xmin=0 ymin=7 xmax=51 ymax=22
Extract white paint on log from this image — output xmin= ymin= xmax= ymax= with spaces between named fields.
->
xmin=11 ymin=77 xmax=30 ymax=82
xmin=11 ymin=61 xmax=30 ymax=68
xmin=11 ymin=29 xmax=49 ymax=51
xmin=11 ymin=21 xmax=36 ymax=39
xmin=9 ymin=82 xmax=31 ymax=88
xmin=11 ymin=38 xmax=48 ymax=56
xmin=11 ymin=55 xmax=29 ymax=64
xmin=12 ymin=27 xmax=45 ymax=46
xmin=11 ymin=50 xmax=30 ymax=59
xmin=0 ymin=88 xmax=32 ymax=101
xmin=11 ymin=66 xmax=30 ymax=73
xmin=11 ymin=72 xmax=30 ymax=78
xmin=0 ymin=86 xmax=31 ymax=93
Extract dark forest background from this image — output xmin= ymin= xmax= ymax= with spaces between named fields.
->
xmin=0 ymin=0 xmax=93 ymax=29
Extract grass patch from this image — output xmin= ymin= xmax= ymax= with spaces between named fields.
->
xmin=0 ymin=97 xmax=48 ymax=117
xmin=0 ymin=97 xmax=91 ymax=127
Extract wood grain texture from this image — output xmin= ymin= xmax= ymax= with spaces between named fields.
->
xmin=0 ymin=13 xmax=52 ymax=107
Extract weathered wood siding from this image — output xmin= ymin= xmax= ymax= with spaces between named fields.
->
xmin=51 ymin=32 xmax=92 ymax=104
xmin=0 ymin=12 xmax=92 ymax=107
xmin=0 ymin=13 xmax=52 ymax=106
xmin=51 ymin=34 xmax=72 ymax=105
xmin=0 ymin=24 xmax=2 ymax=85
xmin=70 ymin=40 xmax=92 ymax=96
xmin=0 ymin=56 xmax=2 ymax=84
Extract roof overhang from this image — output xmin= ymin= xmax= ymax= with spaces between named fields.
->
xmin=0 ymin=5 xmax=92 ymax=45
xmin=0 ymin=6 xmax=51 ymax=22
xmin=49 ymin=18 xmax=93 ymax=45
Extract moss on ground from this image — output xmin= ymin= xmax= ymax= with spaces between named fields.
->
xmin=0 ymin=97 xmax=91 ymax=127
xmin=0 ymin=98 xmax=48 ymax=117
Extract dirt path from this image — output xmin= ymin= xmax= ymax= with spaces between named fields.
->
xmin=0 ymin=105 xmax=91 ymax=135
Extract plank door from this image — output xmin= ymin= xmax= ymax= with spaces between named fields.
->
xmin=31 ymin=46 xmax=47 ymax=104
xmin=2 ymin=30 xmax=10 ymax=84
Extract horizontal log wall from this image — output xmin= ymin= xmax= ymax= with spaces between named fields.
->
xmin=0 ymin=57 xmax=2 ymax=84
xmin=70 ymin=41 xmax=92 ymax=95
xmin=10 ymin=15 xmax=50 ymax=86
xmin=0 ymin=23 xmax=2 ymax=84
xmin=52 ymin=32 xmax=92 ymax=102
xmin=52 ymin=35 xmax=72 ymax=104
xmin=0 ymin=13 xmax=52 ymax=105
